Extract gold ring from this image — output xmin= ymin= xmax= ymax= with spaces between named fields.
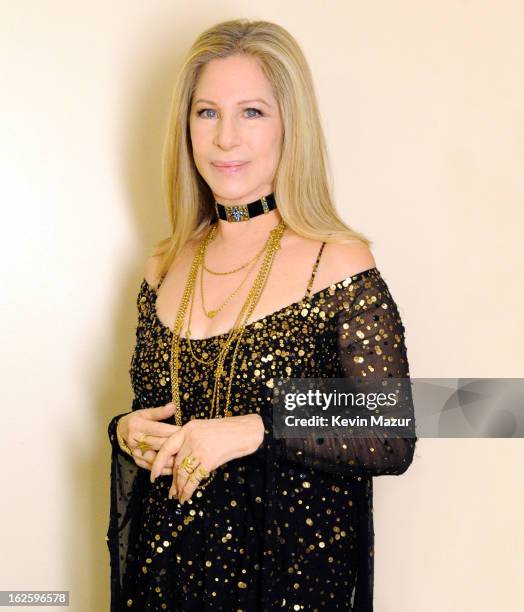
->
xmin=195 ymin=466 xmax=209 ymax=480
xmin=180 ymin=455 xmax=198 ymax=474
xmin=137 ymin=433 xmax=150 ymax=453
xmin=136 ymin=433 xmax=151 ymax=453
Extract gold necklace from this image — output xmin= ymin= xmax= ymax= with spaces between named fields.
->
xmin=185 ymin=223 xmax=280 ymax=364
xmin=202 ymin=238 xmax=266 ymax=275
xmin=169 ymin=219 xmax=286 ymax=492
xmin=196 ymin=222 xmax=285 ymax=421
xmin=200 ymin=241 xmax=265 ymax=319
xmin=184 ymin=264 xmax=224 ymax=367
xmin=187 ymin=224 xmax=279 ymax=365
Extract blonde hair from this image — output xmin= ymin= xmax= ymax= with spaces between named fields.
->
xmin=153 ymin=18 xmax=372 ymax=279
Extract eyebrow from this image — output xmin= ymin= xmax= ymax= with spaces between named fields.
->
xmin=193 ymin=98 xmax=271 ymax=107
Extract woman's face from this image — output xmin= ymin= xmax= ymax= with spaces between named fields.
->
xmin=189 ymin=54 xmax=283 ymax=205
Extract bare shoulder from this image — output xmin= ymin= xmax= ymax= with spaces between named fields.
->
xmin=144 ymin=253 xmax=163 ymax=290
xmin=319 ymin=240 xmax=377 ymax=283
xmin=144 ymin=239 xmax=198 ymax=290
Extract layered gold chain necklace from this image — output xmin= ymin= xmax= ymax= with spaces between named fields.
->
xmin=169 ymin=219 xmax=286 ymax=491
xmin=199 ymin=234 xmax=265 ymax=320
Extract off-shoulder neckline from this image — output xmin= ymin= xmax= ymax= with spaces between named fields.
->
xmin=142 ymin=266 xmax=379 ymax=342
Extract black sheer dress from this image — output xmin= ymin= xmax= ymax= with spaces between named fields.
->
xmin=106 ymin=242 xmax=417 ymax=611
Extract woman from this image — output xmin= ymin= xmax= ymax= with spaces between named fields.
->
xmin=106 ymin=18 xmax=417 ymax=611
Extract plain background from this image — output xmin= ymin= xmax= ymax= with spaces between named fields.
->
xmin=1 ymin=1 xmax=523 ymax=610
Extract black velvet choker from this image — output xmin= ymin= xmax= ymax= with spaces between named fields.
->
xmin=214 ymin=193 xmax=277 ymax=222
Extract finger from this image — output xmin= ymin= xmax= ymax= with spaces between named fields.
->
xmin=144 ymin=402 xmax=176 ymax=421
xmin=133 ymin=434 xmax=176 ymax=453
xmin=170 ymin=460 xmax=181 ymax=500
xmin=150 ymin=430 xmax=184 ymax=483
xmin=132 ymin=448 xmax=153 ymax=466
xmin=140 ymin=422 xmax=181 ymax=438
xmin=179 ymin=461 xmax=211 ymax=503
xmin=133 ymin=456 xmax=172 ymax=475
xmin=133 ymin=448 xmax=174 ymax=472
xmin=172 ymin=444 xmax=195 ymax=498
xmin=175 ymin=457 xmax=192 ymax=499
xmin=137 ymin=449 xmax=174 ymax=468
xmin=178 ymin=469 xmax=203 ymax=503
xmin=173 ymin=450 xmax=202 ymax=500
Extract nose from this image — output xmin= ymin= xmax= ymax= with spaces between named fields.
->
xmin=213 ymin=114 xmax=241 ymax=150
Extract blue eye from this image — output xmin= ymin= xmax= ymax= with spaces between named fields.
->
xmin=197 ymin=109 xmax=216 ymax=119
xmin=196 ymin=108 xmax=263 ymax=119
xmin=244 ymin=108 xmax=263 ymax=118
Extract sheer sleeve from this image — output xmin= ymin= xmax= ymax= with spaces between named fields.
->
xmin=254 ymin=268 xmax=417 ymax=478
xmin=106 ymin=284 xmax=150 ymax=610
xmin=106 ymin=398 xmax=148 ymax=610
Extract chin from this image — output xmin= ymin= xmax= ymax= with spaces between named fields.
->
xmin=211 ymin=184 xmax=257 ymax=201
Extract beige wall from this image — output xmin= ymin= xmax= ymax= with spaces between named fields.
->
xmin=1 ymin=1 xmax=523 ymax=610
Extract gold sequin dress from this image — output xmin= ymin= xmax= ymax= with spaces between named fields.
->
xmin=106 ymin=243 xmax=417 ymax=611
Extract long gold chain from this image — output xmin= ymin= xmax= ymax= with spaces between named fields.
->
xmin=186 ymin=223 xmax=282 ymax=365
xmin=200 ymin=222 xmax=286 ymax=420
xmin=208 ymin=230 xmax=283 ymax=422
xmin=199 ymin=240 xmax=265 ymax=319
xmin=185 ymin=264 xmax=224 ymax=366
xmin=169 ymin=219 xmax=286 ymax=492
xmin=189 ymin=254 xmax=262 ymax=365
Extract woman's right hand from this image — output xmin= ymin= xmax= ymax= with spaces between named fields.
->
xmin=117 ymin=402 xmax=181 ymax=475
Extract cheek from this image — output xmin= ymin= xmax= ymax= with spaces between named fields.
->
xmin=189 ymin=122 xmax=206 ymax=151
xmin=259 ymin=130 xmax=282 ymax=163
xmin=190 ymin=140 xmax=209 ymax=171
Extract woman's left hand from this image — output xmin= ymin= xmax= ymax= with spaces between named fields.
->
xmin=149 ymin=414 xmax=264 ymax=503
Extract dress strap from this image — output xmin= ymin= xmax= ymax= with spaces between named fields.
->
xmin=304 ymin=242 xmax=326 ymax=300
xmin=156 ymin=271 xmax=168 ymax=292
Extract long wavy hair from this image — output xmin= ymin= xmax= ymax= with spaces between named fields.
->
xmin=152 ymin=18 xmax=372 ymax=278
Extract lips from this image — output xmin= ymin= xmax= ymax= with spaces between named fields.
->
xmin=211 ymin=161 xmax=250 ymax=175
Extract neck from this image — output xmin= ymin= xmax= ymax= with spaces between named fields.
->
xmin=212 ymin=189 xmax=282 ymax=247
xmin=214 ymin=208 xmax=283 ymax=247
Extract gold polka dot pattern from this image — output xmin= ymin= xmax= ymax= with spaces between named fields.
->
xmin=106 ymin=264 xmax=417 ymax=610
